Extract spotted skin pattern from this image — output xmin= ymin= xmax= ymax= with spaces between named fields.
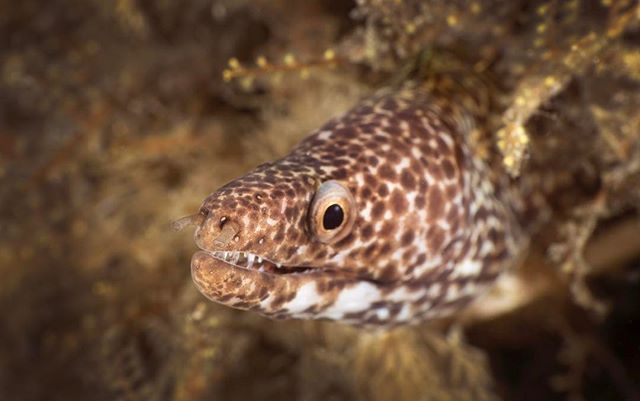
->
xmin=190 ymin=83 xmax=527 ymax=326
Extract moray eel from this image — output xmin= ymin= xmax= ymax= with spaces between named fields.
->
xmin=187 ymin=83 xmax=530 ymax=326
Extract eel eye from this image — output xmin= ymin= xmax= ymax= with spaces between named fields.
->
xmin=323 ymin=204 xmax=344 ymax=230
xmin=309 ymin=180 xmax=356 ymax=244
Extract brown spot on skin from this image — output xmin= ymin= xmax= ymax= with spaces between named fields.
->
xmin=400 ymin=170 xmax=416 ymax=190
xmin=293 ymin=181 xmax=304 ymax=194
xmin=484 ymin=252 xmax=509 ymax=273
xmin=373 ymin=135 xmax=387 ymax=144
xmin=378 ymin=164 xmax=396 ymax=180
xmin=365 ymin=173 xmax=377 ymax=187
xmin=371 ymin=201 xmax=385 ymax=219
xmin=436 ymin=135 xmax=450 ymax=154
xmin=401 ymin=230 xmax=415 ymax=246
xmin=430 ymin=164 xmax=444 ymax=180
xmin=303 ymin=305 xmax=320 ymax=314
xmin=428 ymin=226 xmax=446 ymax=251
xmin=405 ymin=263 xmax=417 ymax=275
xmin=274 ymin=229 xmax=285 ymax=242
xmin=349 ymin=248 xmax=362 ymax=258
xmin=387 ymin=151 xmax=401 ymax=164
xmin=382 ymin=98 xmax=399 ymax=111
xmin=418 ymin=177 xmax=429 ymax=194
xmin=361 ymin=224 xmax=374 ymax=240
xmin=285 ymin=292 xmax=297 ymax=302
xmin=420 ymin=143 xmax=438 ymax=158
xmin=335 ymin=232 xmax=356 ymax=248
xmin=371 ymin=301 xmax=387 ymax=309
xmin=238 ymin=198 xmax=251 ymax=208
xmin=379 ymin=243 xmax=392 ymax=256
xmin=488 ymin=227 xmax=499 ymax=243
xmin=344 ymin=311 xmax=367 ymax=321
xmin=391 ymin=190 xmax=408 ymax=214
xmin=335 ymin=127 xmax=358 ymax=139
xmin=314 ymin=249 xmax=327 ymax=259
xmin=364 ymin=243 xmax=377 ymax=258
xmin=285 ymin=206 xmax=296 ymax=221
xmin=379 ymin=264 xmax=398 ymax=282
xmin=286 ymin=246 xmax=297 ymax=258
xmin=361 ymin=123 xmax=379 ymax=132
xmin=415 ymin=194 xmax=426 ymax=209
xmin=410 ymin=159 xmax=423 ymax=174
xmin=385 ymin=124 xmax=402 ymax=136
xmin=459 ymin=240 xmax=471 ymax=259
xmin=390 ymin=136 xmax=405 ymax=149
xmin=402 ymin=248 xmax=415 ymax=263
xmin=454 ymin=142 xmax=468 ymax=177
xmin=333 ymin=168 xmax=348 ymax=180
xmin=378 ymin=184 xmax=389 ymax=197
xmin=446 ymin=185 xmax=458 ymax=200
xmin=442 ymin=159 xmax=456 ymax=179
xmin=447 ymin=208 xmax=461 ymax=232
xmin=428 ymin=187 xmax=444 ymax=219
xmin=474 ymin=207 xmax=489 ymax=222
xmin=387 ymin=302 xmax=403 ymax=317
xmin=379 ymin=220 xmax=396 ymax=237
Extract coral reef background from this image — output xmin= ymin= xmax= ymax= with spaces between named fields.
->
xmin=1 ymin=1 xmax=639 ymax=400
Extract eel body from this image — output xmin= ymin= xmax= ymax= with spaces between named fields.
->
xmin=189 ymin=83 xmax=530 ymax=326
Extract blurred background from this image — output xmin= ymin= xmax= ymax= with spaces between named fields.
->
xmin=1 ymin=1 xmax=639 ymax=400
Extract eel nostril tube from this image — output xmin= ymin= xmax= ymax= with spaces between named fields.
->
xmin=171 ymin=213 xmax=206 ymax=231
xmin=213 ymin=220 xmax=239 ymax=246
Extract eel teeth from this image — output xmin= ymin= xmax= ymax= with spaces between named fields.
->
xmin=210 ymin=251 xmax=286 ymax=271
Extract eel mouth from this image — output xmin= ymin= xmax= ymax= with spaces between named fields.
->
xmin=197 ymin=249 xmax=313 ymax=275
xmin=190 ymin=250 xmax=391 ymax=311
xmin=190 ymin=250 xmax=333 ymax=306
xmin=191 ymin=249 xmax=387 ymax=284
